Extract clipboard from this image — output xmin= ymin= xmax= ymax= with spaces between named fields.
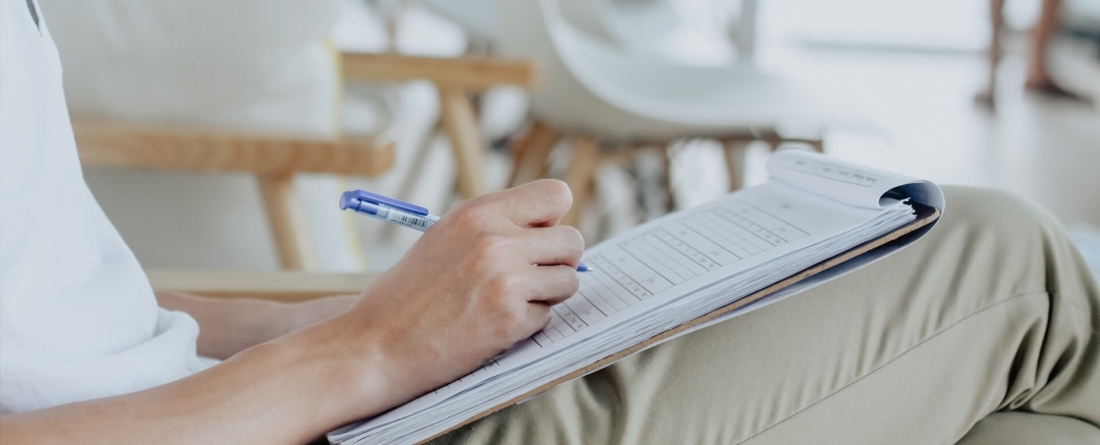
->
xmin=415 ymin=204 xmax=941 ymax=443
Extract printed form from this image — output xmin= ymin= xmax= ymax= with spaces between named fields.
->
xmin=329 ymin=150 xmax=944 ymax=444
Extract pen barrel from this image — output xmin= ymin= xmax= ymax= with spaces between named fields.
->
xmin=345 ymin=196 xmax=587 ymax=270
xmin=377 ymin=207 xmax=439 ymax=232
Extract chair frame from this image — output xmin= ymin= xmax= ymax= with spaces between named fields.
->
xmin=75 ymin=52 xmax=538 ymax=271
xmin=147 ymin=269 xmax=377 ymax=303
xmin=508 ymin=122 xmax=824 ymax=227
xmin=73 ymin=117 xmax=396 ymax=270
xmin=342 ymin=52 xmax=539 ymax=199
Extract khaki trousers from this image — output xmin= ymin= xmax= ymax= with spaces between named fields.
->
xmin=433 ymin=186 xmax=1100 ymax=444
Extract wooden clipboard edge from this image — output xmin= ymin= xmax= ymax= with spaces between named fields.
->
xmin=410 ymin=205 xmax=941 ymax=444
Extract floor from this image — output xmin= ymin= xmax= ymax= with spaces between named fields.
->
xmin=662 ymin=0 xmax=1100 ymax=232
xmin=768 ymin=39 xmax=1100 ymax=228
xmin=83 ymin=0 xmax=1100 ymax=273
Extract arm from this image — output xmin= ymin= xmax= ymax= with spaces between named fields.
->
xmin=0 ymin=180 xmax=584 ymax=444
xmin=156 ymin=291 xmax=356 ymax=360
xmin=0 ymin=323 xmax=378 ymax=444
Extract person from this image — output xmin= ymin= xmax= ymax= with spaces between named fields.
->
xmin=976 ymin=0 xmax=1092 ymax=107
xmin=1 ymin=1 xmax=1098 ymax=444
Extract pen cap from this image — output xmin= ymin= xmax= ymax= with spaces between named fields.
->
xmin=339 ymin=190 xmax=430 ymax=215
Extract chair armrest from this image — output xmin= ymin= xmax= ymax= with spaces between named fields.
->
xmin=340 ymin=52 xmax=539 ymax=90
xmin=147 ymin=270 xmax=379 ymax=303
xmin=73 ymin=118 xmax=395 ymax=177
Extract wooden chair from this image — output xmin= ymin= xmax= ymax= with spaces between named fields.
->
xmin=73 ymin=118 xmax=396 ymax=271
xmin=509 ymin=125 xmax=823 ymax=225
xmin=147 ymin=269 xmax=378 ymax=303
xmin=47 ymin=0 xmax=539 ymax=275
xmin=339 ymin=52 xmax=539 ymax=199
xmin=74 ymin=52 xmax=536 ymax=271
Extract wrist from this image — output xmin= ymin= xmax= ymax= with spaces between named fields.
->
xmin=277 ymin=315 xmax=394 ymax=424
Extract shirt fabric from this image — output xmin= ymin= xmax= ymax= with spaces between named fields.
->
xmin=0 ymin=0 xmax=210 ymax=414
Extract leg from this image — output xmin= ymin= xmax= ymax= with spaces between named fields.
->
xmin=258 ymin=173 xmax=319 ymax=270
xmin=435 ymin=187 xmax=1100 ymax=444
xmin=735 ymin=0 xmax=758 ymax=61
xmin=560 ymin=138 xmax=600 ymax=228
xmin=723 ymin=139 xmax=750 ymax=191
xmin=508 ymin=121 xmax=563 ymax=188
xmin=976 ymin=0 xmax=1005 ymax=108
xmin=957 ymin=412 xmax=1100 ymax=445
xmin=383 ymin=123 xmax=441 ymax=241
xmin=1027 ymin=0 xmax=1062 ymax=85
xmin=1024 ymin=0 xmax=1091 ymax=102
xmin=439 ymin=88 xmax=488 ymax=199
xmin=807 ymin=138 xmax=824 ymax=153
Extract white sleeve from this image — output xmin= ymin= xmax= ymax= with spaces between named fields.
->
xmin=0 ymin=0 xmax=214 ymax=414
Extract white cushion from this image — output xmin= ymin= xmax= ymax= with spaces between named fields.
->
xmin=38 ymin=0 xmax=370 ymax=272
xmin=39 ymin=0 xmax=342 ymax=135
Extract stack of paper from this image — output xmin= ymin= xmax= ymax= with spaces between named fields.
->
xmin=329 ymin=150 xmax=944 ymax=445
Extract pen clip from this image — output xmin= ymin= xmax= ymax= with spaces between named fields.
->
xmin=339 ymin=190 xmax=430 ymax=216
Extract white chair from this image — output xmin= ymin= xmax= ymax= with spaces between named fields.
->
xmin=560 ymin=0 xmax=738 ymax=65
xmin=418 ymin=0 xmax=499 ymax=42
xmin=420 ymin=0 xmax=739 ymax=63
xmin=494 ymin=0 xmax=833 ymax=226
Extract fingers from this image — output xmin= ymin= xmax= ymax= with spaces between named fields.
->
xmin=486 ymin=270 xmax=570 ymax=345
xmin=519 ymin=265 xmax=580 ymax=305
xmin=522 ymin=225 xmax=585 ymax=267
xmin=445 ymin=180 xmax=572 ymax=233
xmin=495 ymin=179 xmax=574 ymax=227
xmin=519 ymin=302 xmax=553 ymax=339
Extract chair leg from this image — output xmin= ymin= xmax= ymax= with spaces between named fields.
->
xmin=562 ymin=138 xmax=601 ymax=228
xmin=383 ymin=123 xmax=441 ymax=240
xmin=736 ymin=0 xmax=759 ymax=61
xmin=723 ymin=140 xmax=750 ymax=191
xmin=509 ymin=120 xmax=563 ymax=187
xmin=439 ymin=87 xmax=488 ymax=199
xmin=761 ymin=132 xmax=783 ymax=151
xmin=259 ymin=173 xmax=319 ymax=270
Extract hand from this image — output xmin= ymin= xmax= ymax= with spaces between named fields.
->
xmin=330 ymin=180 xmax=585 ymax=414
xmin=0 ymin=181 xmax=583 ymax=444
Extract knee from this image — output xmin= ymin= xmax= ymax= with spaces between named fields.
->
xmin=906 ymin=186 xmax=1077 ymax=301
xmin=941 ymin=186 xmax=1060 ymax=239
xmin=937 ymin=186 xmax=1069 ymax=266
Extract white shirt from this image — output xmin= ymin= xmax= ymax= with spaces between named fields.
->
xmin=0 ymin=0 xmax=210 ymax=414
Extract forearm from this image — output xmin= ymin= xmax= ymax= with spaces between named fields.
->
xmin=0 ymin=180 xmax=582 ymax=444
xmin=156 ymin=292 xmax=356 ymax=359
xmin=0 ymin=323 xmax=382 ymax=445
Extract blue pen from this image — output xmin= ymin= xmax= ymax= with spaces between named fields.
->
xmin=340 ymin=190 xmax=592 ymax=273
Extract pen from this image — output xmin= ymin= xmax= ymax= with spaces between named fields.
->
xmin=340 ymin=189 xmax=592 ymax=273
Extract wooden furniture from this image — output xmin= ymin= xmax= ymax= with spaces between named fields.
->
xmin=73 ymin=118 xmax=396 ymax=271
xmin=147 ymin=269 xmax=378 ymax=303
xmin=74 ymin=51 xmax=537 ymax=270
xmin=510 ymin=124 xmax=823 ymax=227
xmin=341 ymin=52 xmax=539 ymax=199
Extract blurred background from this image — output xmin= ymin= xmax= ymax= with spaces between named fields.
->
xmin=41 ymin=0 xmax=1100 ymax=277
